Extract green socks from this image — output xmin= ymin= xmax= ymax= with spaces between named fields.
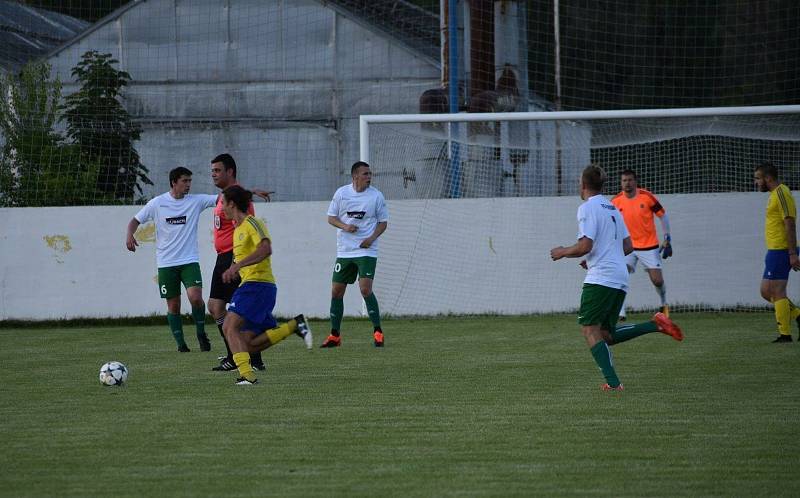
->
xmin=167 ymin=312 xmax=186 ymax=348
xmin=330 ymin=298 xmax=343 ymax=332
xmin=329 ymin=294 xmax=381 ymax=332
xmin=590 ymin=341 xmax=621 ymax=387
xmin=364 ymin=293 xmax=381 ymax=329
xmin=611 ymin=321 xmax=659 ymax=344
xmin=192 ymin=306 xmax=207 ymax=338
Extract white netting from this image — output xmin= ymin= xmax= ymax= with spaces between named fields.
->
xmin=363 ymin=109 xmax=800 ymax=315
xmin=2 ymin=1 xmax=799 ymax=206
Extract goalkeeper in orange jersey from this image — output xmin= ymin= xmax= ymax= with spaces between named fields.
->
xmin=754 ymin=162 xmax=800 ymax=343
xmin=611 ymin=169 xmax=671 ymax=320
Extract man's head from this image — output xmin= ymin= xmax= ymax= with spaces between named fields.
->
xmin=169 ymin=166 xmax=193 ymax=196
xmin=754 ymin=161 xmax=779 ymax=192
xmin=620 ymin=169 xmax=638 ymax=194
xmin=351 ymin=161 xmax=372 ymax=192
xmin=580 ymin=164 xmax=606 ymax=200
xmin=221 ymin=185 xmax=252 ymax=218
xmin=211 ymin=153 xmax=237 ymax=190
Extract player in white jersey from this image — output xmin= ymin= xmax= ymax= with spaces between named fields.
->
xmin=550 ymin=164 xmax=683 ymax=392
xmin=320 ymin=161 xmax=389 ymax=348
xmin=126 ymin=167 xmax=217 ymax=352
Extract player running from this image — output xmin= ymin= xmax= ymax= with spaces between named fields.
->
xmin=550 ymin=164 xmax=683 ymax=391
xmin=219 ymin=185 xmax=312 ymax=385
xmin=208 ymin=153 xmax=272 ymax=372
xmin=611 ymin=169 xmax=671 ymax=319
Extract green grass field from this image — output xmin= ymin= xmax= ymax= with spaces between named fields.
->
xmin=1 ymin=313 xmax=799 ymax=497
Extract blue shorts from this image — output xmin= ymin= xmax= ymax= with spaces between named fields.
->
xmin=763 ymin=248 xmax=799 ymax=280
xmin=227 ymin=282 xmax=278 ymax=335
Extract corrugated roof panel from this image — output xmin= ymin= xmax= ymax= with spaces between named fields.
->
xmin=0 ymin=0 xmax=88 ymax=72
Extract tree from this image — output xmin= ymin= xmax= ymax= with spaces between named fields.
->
xmin=0 ymin=61 xmax=107 ymax=206
xmin=63 ymin=50 xmax=152 ymax=203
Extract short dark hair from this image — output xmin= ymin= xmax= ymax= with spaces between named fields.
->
xmin=755 ymin=161 xmax=779 ymax=181
xmin=620 ymin=169 xmax=638 ymax=179
xmin=169 ymin=166 xmax=193 ymax=187
xmin=582 ymin=164 xmax=606 ymax=192
xmin=211 ymin=153 xmax=237 ymax=177
xmin=351 ymin=161 xmax=370 ymax=176
xmin=222 ymin=185 xmax=252 ymax=213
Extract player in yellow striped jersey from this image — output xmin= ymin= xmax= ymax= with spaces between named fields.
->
xmin=754 ymin=162 xmax=800 ymax=343
xmin=219 ymin=185 xmax=313 ymax=385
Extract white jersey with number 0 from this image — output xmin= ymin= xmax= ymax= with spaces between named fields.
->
xmin=327 ymin=184 xmax=389 ymax=258
xmin=135 ymin=192 xmax=217 ymax=268
xmin=578 ymin=194 xmax=630 ymax=291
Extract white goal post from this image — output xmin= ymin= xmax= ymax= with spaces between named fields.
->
xmin=358 ymin=105 xmax=800 ymax=316
xmin=360 ymin=105 xmax=800 ymax=163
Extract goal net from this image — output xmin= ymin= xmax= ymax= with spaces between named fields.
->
xmin=361 ymin=106 xmax=800 ymax=315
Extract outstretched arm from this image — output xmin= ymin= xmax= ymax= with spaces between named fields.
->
xmin=252 ymin=189 xmax=274 ymax=202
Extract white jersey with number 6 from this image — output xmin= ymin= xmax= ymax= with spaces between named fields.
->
xmin=134 ymin=192 xmax=217 ymax=268
xmin=577 ymin=194 xmax=630 ymax=291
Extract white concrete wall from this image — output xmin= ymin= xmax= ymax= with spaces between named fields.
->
xmin=0 ymin=192 xmax=784 ymax=320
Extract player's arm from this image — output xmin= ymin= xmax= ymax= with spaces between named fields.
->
xmin=126 ymin=218 xmax=141 ymax=252
xmin=252 ymin=189 xmax=274 ymax=202
xmin=656 ymin=211 xmax=672 ymax=259
xmin=623 ymin=236 xmax=633 ymax=255
xmin=328 ymin=215 xmax=357 ymax=233
xmin=550 ymin=236 xmax=593 ymax=261
xmin=360 ymin=221 xmax=387 ymax=249
xmin=783 ymin=216 xmax=800 ymax=270
xmin=222 ymin=238 xmax=272 ymax=283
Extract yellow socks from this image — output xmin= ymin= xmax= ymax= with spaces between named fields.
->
xmin=265 ymin=320 xmax=297 ymax=346
xmin=773 ymin=298 xmax=792 ymax=335
xmin=233 ymin=352 xmax=256 ymax=381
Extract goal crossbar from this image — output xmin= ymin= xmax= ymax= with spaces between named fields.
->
xmin=359 ymin=105 xmax=800 ymax=162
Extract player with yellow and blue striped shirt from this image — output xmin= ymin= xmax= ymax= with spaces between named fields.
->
xmin=754 ymin=162 xmax=800 ymax=343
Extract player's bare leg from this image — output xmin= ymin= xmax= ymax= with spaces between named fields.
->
xmin=646 ymin=268 xmax=668 ymax=316
xmin=209 ymin=297 xmax=264 ymax=370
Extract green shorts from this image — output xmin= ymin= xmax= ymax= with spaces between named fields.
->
xmin=578 ymin=283 xmax=626 ymax=331
xmin=157 ymin=262 xmax=203 ymax=299
xmin=332 ymin=257 xmax=377 ymax=284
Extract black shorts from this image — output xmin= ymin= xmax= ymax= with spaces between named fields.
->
xmin=209 ymin=252 xmax=239 ymax=302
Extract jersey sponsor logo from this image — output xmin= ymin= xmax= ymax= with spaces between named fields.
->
xmin=165 ymin=216 xmax=187 ymax=225
xmin=600 ymin=204 xmax=616 ymax=211
xmin=347 ymin=211 xmax=366 ymax=219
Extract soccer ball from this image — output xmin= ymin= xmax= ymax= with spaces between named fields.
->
xmin=99 ymin=361 xmax=128 ymax=386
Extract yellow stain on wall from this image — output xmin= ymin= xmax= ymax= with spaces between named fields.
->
xmin=43 ymin=235 xmax=72 ymax=264
xmin=136 ymin=223 xmax=156 ymax=243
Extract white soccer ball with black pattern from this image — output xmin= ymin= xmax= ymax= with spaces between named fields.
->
xmin=99 ymin=361 xmax=128 ymax=386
